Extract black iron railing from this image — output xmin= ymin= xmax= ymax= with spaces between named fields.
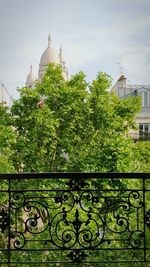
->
xmin=133 ymin=133 xmax=150 ymax=141
xmin=0 ymin=172 xmax=150 ymax=266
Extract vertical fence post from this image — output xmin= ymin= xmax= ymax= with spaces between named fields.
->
xmin=8 ymin=177 xmax=11 ymax=266
xmin=143 ymin=176 xmax=146 ymax=262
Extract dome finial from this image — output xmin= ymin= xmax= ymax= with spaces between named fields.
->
xmin=48 ymin=32 xmax=51 ymax=47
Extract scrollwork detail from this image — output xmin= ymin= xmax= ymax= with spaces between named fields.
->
xmin=11 ymin=231 xmax=25 ymax=249
xmin=49 ymin=207 xmax=104 ymax=249
xmin=129 ymin=230 xmax=144 ymax=248
xmin=105 ymin=201 xmax=129 ymax=233
xmin=128 ymin=191 xmax=143 ymax=208
xmin=10 ymin=192 xmax=25 ymax=209
xmin=23 ymin=201 xmax=50 ymax=234
xmin=79 ymin=192 xmax=102 ymax=212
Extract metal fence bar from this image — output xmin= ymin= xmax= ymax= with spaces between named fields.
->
xmin=0 ymin=172 xmax=150 ymax=179
xmin=143 ymin=177 xmax=146 ymax=262
xmin=8 ymin=178 xmax=11 ymax=267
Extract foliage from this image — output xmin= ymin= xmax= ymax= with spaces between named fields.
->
xmin=132 ymin=141 xmax=150 ymax=172
xmin=0 ymin=104 xmax=15 ymax=173
xmin=10 ymin=64 xmax=141 ymax=173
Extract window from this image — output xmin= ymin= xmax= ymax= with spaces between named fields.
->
xmin=139 ymin=124 xmax=143 ymax=133
xmin=140 ymin=91 xmax=148 ymax=107
xmin=139 ymin=124 xmax=150 ymax=140
xmin=139 ymin=124 xmax=149 ymax=134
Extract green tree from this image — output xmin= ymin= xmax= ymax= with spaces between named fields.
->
xmin=133 ymin=141 xmax=150 ymax=172
xmin=0 ymin=104 xmax=15 ymax=173
xmin=11 ymin=64 xmax=141 ymax=173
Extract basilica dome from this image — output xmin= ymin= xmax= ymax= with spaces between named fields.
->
xmin=40 ymin=47 xmax=59 ymax=66
xmin=38 ymin=34 xmax=60 ymax=78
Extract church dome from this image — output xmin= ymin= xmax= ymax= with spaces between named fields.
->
xmin=39 ymin=34 xmax=60 ymax=66
xmin=26 ymin=65 xmax=36 ymax=88
xmin=40 ymin=47 xmax=60 ymax=66
xmin=38 ymin=33 xmax=60 ymax=78
xmin=38 ymin=33 xmax=69 ymax=80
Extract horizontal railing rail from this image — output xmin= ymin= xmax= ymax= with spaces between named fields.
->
xmin=0 ymin=172 xmax=150 ymax=265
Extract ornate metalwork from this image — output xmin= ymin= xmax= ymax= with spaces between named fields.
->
xmin=0 ymin=207 xmax=9 ymax=233
xmin=145 ymin=210 xmax=150 ymax=228
xmin=66 ymin=178 xmax=88 ymax=190
xmin=68 ymin=249 xmax=87 ymax=262
xmin=0 ymin=172 xmax=150 ymax=265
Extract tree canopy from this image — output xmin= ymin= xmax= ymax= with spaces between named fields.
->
xmin=8 ymin=63 xmax=141 ymax=173
xmin=0 ymin=104 xmax=15 ymax=173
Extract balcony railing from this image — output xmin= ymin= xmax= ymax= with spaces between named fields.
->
xmin=0 ymin=172 xmax=150 ymax=265
xmin=132 ymin=133 xmax=150 ymax=141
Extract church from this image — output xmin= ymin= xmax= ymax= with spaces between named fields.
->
xmin=25 ymin=33 xmax=68 ymax=88
xmin=0 ymin=34 xmax=68 ymax=107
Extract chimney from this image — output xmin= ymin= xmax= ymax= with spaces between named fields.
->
xmin=117 ymin=75 xmax=127 ymax=87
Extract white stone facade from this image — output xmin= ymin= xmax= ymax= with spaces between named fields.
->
xmin=111 ymin=75 xmax=150 ymax=139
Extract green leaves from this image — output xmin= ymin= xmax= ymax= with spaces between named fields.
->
xmin=0 ymin=63 xmax=145 ymax=173
xmin=0 ymin=104 xmax=16 ymax=173
xmin=133 ymin=141 xmax=150 ymax=172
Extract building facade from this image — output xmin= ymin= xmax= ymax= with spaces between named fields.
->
xmin=111 ymin=75 xmax=150 ymax=140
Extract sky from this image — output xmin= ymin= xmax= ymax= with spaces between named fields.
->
xmin=0 ymin=0 xmax=150 ymax=99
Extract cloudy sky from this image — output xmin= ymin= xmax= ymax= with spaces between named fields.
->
xmin=0 ymin=0 xmax=150 ymax=98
